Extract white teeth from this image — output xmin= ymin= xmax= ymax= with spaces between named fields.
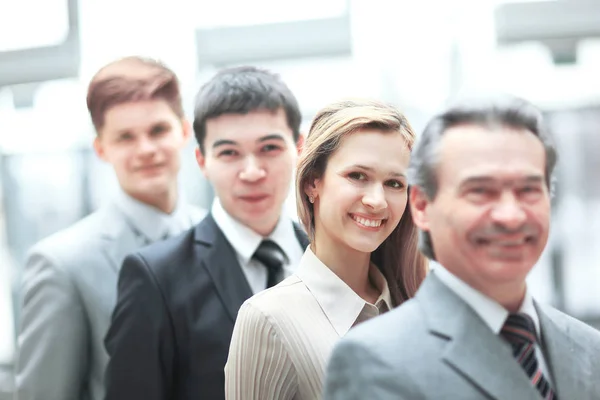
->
xmin=494 ymin=240 xmax=526 ymax=246
xmin=352 ymin=215 xmax=383 ymax=228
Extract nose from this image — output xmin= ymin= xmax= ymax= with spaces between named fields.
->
xmin=362 ymin=184 xmax=387 ymax=212
xmin=137 ymin=136 xmax=157 ymax=157
xmin=490 ymin=192 xmax=527 ymax=231
xmin=239 ymin=156 xmax=266 ymax=182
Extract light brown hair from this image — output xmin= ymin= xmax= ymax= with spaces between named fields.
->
xmin=296 ymin=98 xmax=429 ymax=306
xmin=86 ymin=56 xmax=184 ymax=132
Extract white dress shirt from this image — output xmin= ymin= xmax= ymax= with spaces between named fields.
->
xmin=113 ymin=188 xmax=199 ymax=242
xmin=225 ymin=247 xmax=392 ymax=400
xmin=211 ymin=198 xmax=304 ymax=294
xmin=433 ymin=264 xmax=553 ymax=384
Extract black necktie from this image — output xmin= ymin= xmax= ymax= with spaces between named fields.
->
xmin=501 ymin=313 xmax=556 ymax=399
xmin=252 ymin=240 xmax=286 ymax=288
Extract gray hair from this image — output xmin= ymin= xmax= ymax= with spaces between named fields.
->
xmin=407 ymin=94 xmax=558 ymax=260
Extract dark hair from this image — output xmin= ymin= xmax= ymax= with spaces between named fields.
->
xmin=192 ymin=66 xmax=302 ymax=153
xmin=297 ymin=98 xmax=428 ymax=307
xmin=408 ymin=93 xmax=558 ymax=260
xmin=86 ymin=56 xmax=184 ymax=132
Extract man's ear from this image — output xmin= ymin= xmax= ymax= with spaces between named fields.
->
xmin=409 ymin=186 xmax=431 ymax=231
xmin=195 ymin=147 xmax=208 ymax=178
xmin=93 ymin=136 xmax=108 ymax=162
xmin=295 ymin=133 xmax=305 ymax=156
xmin=181 ymin=119 xmax=192 ymax=144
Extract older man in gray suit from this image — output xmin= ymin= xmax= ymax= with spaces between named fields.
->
xmin=13 ymin=57 xmax=205 ymax=400
xmin=323 ymin=95 xmax=600 ymax=400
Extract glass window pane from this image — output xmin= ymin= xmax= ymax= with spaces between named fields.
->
xmin=195 ymin=0 xmax=347 ymax=28
xmin=0 ymin=0 xmax=69 ymax=52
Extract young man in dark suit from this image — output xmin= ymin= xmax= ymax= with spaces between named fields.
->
xmin=104 ymin=66 xmax=308 ymax=400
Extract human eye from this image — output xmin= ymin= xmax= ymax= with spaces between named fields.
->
xmin=218 ymin=149 xmax=239 ymax=158
xmin=261 ymin=143 xmax=283 ymax=153
xmin=150 ymin=124 xmax=169 ymax=135
xmin=385 ymin=180 xmax=405 ymax=189
xmin=348 ymin=172 xmax=367 ymax=181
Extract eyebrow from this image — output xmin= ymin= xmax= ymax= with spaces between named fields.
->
xmin=459 ymin=175 xmax=545 ymax=188
xmin=351 ymin=164 xmax=406 ymax=178
xmin=116 ymin=120 xmax=170 ymax=136
xmin=212 ymin=133 xmax=286 ymax=149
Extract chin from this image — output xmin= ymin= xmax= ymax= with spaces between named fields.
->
xmin=345 ymin=238 xmax=382 ymax=254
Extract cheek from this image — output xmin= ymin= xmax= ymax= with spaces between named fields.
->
xmin=389 ymin=193 xmax=408 ymax=219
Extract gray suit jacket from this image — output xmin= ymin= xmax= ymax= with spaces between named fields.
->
xmin=323 ymin=271 xmax=600 ymax=400
xmin=13 ymin=202 xmax=205 ymax=400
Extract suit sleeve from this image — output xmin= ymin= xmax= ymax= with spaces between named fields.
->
xmin=322 ymin=337 xmax=423 ymax=400
xmin=14 ymin=250 xmax=89 ymax=400
xmin=104 ymin=253 xmax=175 ymax=400
xmin=224 ymin=302 xmax=297 ymax=400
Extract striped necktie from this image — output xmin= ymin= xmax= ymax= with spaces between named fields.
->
xmin=500 ymin=313 xmax=557 ymax=399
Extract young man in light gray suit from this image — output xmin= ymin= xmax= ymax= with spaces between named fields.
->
xmin=13 ymin=56 xmax=205 ymax=400
xmin=323 ymin=95 xmax=600 ymax=400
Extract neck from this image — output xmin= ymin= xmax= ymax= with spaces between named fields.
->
xmin=313 ymin=232 xmax=375 ymax=302
xmin=128 ymin=185 xmax=179 ymax=214
xmin=454 ymin=271 xmax=527 ymax=313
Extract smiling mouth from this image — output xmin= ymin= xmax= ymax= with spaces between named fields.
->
xmin=474 ymin=236 xmax=535 ymax=246
xmin=239 ymin=195 xmax=269 ymax=203
xmin=137 ymin=164 xmax=164 ymax=171
xmin=350 ymin=214 xmax=386 ymax=228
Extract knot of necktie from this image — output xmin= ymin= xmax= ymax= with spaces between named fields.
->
xmin=501 ymin=312 xmax=537 ymax=350
xmin=252 ymin=240 xmax=286 ymax=288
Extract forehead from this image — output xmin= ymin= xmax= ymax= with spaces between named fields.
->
xmin=328 ymin=129 xmax=411 ymax=171
xmin=437 ymin=125 xmax=546 ymax=185
xmin=204 ymin=108 xmax=293 ymax=145
xmin=101 ymin=100 xmax=177 ymax=132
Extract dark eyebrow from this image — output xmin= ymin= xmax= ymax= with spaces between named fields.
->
xmin=460 ymin=175 xmax=544 ymax=189
xmin=212 ymin=139 xmax=237 ymax=149
xmin=212 ymin=133 xmax=286 ymax=149
xmin=257 ymin=133 xmax=286 ymax=143
xmin=351 ymin=164 xmax=406 ymax=178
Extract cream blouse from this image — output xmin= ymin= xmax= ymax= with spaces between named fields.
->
xmin=224 ymin=247 xmax=392 ymax=400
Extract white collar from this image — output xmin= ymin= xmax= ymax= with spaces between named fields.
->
xmin=211 ymin=198 xmax=298 ymax=264
xmin=433 ymin=264 xmax=541 ymax=337
xmin=296 ymin=247 xmax=393 ymax=337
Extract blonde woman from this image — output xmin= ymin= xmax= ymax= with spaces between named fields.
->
xmin=224 ymin=98 xmax=428 ymax=399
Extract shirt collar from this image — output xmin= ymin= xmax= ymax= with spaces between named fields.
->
xmin=113 ymin=187 xmax=193 ymax=242
xmin=211 ymin=198 xmax=298 ymax=265
xmin=433 ymin=264 xmax=541 ymax=336
xmin=296 ymin=247 xmax=393 ymax=337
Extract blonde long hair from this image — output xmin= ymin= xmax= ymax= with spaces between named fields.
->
xmin=296 ymin=98 xmax=428 ymax=306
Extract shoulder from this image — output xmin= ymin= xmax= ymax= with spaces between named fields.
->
xmin=538 ymin=303 xmax=600 ymax=345
xmin=238 ymin=276 xmax=310 ymax=324
xmin=130 ymin=227 xmax=197 ymax=276
xmin=187 ymin=204 xmax=208 ymax=223
xmin=27 ymin=208 xmax=116 ymax=267
xmin=350 ymin=297 xmax=425 ymax=342
xmin=335 ymin=298 xmax=428 ymax=366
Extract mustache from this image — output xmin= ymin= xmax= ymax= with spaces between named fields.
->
xmin=472 ymin=224 xmax=538 ymax=239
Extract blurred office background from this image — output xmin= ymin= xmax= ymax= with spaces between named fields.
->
xmin=1 ymin=0 xmax=600 ymax=395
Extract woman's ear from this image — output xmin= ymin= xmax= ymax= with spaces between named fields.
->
xmin=304 ymin=177 xmax=320 ymax=203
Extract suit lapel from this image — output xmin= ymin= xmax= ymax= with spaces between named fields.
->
xmin=536 ymin=302 xmax=591 ymax=399
xmin=420 ymin=272 xmax=541 ymax=400
xmin=98 ymin=204 xmax=146 ymax=273
xmin=195 ymin=214 xmax=253 ymax=323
